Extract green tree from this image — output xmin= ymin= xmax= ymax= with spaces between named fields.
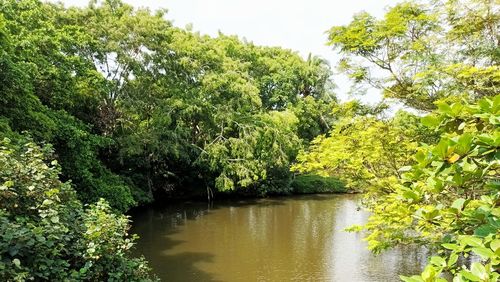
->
xmin=1 ymin=0 xmax=337 ymax=207
xmin=0 ymin=0 xmax=140 ymax=211
xmin=328 ymin=0 xmax=499 ymax=111
xmin=292 ymin=101 xmax=429 ymax=196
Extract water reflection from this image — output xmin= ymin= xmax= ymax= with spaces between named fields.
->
xmin=131 ymin=194 xmax=427 ymax=282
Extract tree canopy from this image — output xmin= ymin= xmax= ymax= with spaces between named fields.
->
xmin=0 ymin=0 xmax=338 ymax=210
xmin=328 ymin=0 xmax=499 ymax=111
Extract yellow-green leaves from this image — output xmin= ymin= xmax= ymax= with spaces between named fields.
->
xmin=328 ymin=1 xmax=499 ymax=279
xmin=327 ymin=0 xmax=499 ymax=111
xmin=293 ymin=110 xmax=423 ymax=193
xmin=365 ymin=96 xmax=499 ymax=281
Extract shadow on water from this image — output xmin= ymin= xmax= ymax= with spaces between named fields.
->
xmin=130 ymin=198 xmax=290 ymax=281
xmin=131 ymin=206 xmax=219 ymax=281
xmin=151 ymin=252 xmax=220 ymax=282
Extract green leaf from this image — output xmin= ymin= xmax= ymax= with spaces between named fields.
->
xmin=450 ymin=103 xmax=463 ymax=116
xmin=472 ymin=247 xmax=494 ymax=260
xmin=474 ymin=224 xmax=496 ymax=237
xmin=461 ymin=159 xmax=477 ymax=172
xmin=403 ymin=190 xmax=420 ymax=201
xmin=455 ymin=133 xmax=473 ymax=155
xmin=427 ymin=177 xmax=443 ymax=193
xmin=400 ymin=275 xmax=424 ymax=282
xmin=460 ymin=236 xmax=482 ymax=247
xmin=490 ymin=239 xmax=500 ymax=251
xmin=436 ymin=102 xmax=453 ymax=115
xmin=452 ymin=173 xmax=464 ymax=186
xmin=470 ymin=262 xmax=487 ymax=280
xmin=433 ymin=139 xmax=449 ymax=159
xmin=492 ymin=94 xmax=500 ymax=112
xmin=448 ymin=253 xmax=458 ymax=267
xmin=421 ymin=265 xmax=436 ymax=281
xmin=460 ymin=270 xmax=480 ymax=281
xmin=12 ymin=258 xmax=20 ymax=268
xmin=477 ymin=134 xmax=495 ymax=146
xmin=451 ymin=198 xmax=466 ymax=211
xmin=478 ymin=98 xmax=492 ymax=112
xmin=421 ymin=115 xmax=440 ymax=128
xmin=415 ymin=150 xmax=427 ymax=165
xmin=430 ymin=256 xmax=446 ymax=267
xmin=442 ymin=243 xmax=458 ymax=250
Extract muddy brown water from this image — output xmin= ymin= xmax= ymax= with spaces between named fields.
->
xmin=131 ymin=194 xmax=427 ymax=282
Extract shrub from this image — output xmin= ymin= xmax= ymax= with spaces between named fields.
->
xmin=0 ymin=137 xmax=155 ymax=281
xmin=291 ymin=174 xmax=346 ymax=194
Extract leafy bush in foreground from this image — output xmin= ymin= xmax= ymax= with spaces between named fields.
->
xmin=361 ymin=96 xmax=499 ymax=281
xmin=0 ymin=137 xmax=155 ymax=281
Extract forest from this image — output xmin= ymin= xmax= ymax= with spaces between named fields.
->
xmin=0 ymin=0 xmax=498 ymax=281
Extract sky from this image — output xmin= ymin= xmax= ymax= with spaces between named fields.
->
xmin=54 ymin=0 xmax=397 ymax=102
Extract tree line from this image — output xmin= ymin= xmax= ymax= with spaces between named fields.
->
xmin=0 ymin=0 xmax=340 ymax=212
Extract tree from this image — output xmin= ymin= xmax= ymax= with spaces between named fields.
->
xmin=327 ymin=0 xmax=499 ymax=111
xmin=324 ymin=2 xmax=499 ymax=280
xmin=1 ymin=0 xmax=338 ymax=206
xmin=292 ymin=101 xmax=430 ymax=196
xmin=0 ymin=0 xmax=143 ymax=211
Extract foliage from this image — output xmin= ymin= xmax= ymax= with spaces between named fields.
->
xmin=202 ymin=110 xmax=302 ymax=191
xmin=292 ymin=104 xmax=430 ymax=194
xmin=0 ymin=0 xmax=141 ymax=211
xmin=290 ymin=174 xmax=346 ymax=194
xmin=359 ymin=96 xmax=499 ymax=281
xmin=328 ymin=0 xmax=499 ymax=111
xmin=0 ymin=137 xmax=155 ymax=281
xmin=324 ymin=2 xmax=499 ymax=278
xmin=0 ymin=0 xmax=337 ymax=207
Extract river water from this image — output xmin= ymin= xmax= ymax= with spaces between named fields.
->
xmin=131 ymin=194 xmax=428 ymax=282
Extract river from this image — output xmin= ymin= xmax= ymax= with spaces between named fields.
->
xmin=131 ymin=194 xmax=428 ymax=282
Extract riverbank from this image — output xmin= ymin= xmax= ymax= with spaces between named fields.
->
xmin=128 ymin=174 xmax=348 ymax=214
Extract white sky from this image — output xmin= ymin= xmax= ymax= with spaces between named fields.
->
xmin=54 ymin=0 xmax=398 ymax=102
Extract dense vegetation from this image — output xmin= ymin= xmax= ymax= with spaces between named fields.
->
xmin=0 ymin=0 xmax=339 ymax=279
xmin=0 ymin=136 xmax=153 ymax=281
xmin=290 ymin=174 xmax=346 ymax=194
xmin=295 ymin=0 xmax=499 ymax=280
xmin=0 ymin=0 xmax=498 ymax=280
xmin=0 ymin=0 xmax=338 ymax=212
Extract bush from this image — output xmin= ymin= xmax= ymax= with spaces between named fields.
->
xmin=0 ymin=137 xmax=155 ymax=281
xmin=291 ymin=174 xmax=346 ymax=194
